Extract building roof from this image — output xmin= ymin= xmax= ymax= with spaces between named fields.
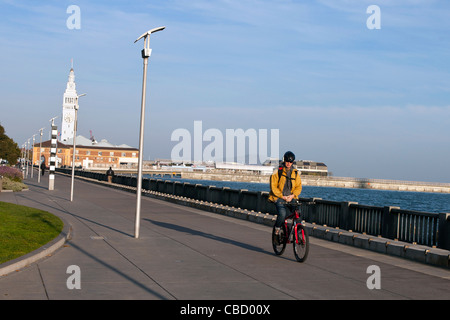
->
xmin=65 ymin=135 xmax=135 ymax=149
xmin=34 ymin=136 xmax=138 ymax=151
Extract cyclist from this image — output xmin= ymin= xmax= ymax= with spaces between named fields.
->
xmin=269 ymin=151 xmax=302 ymax=236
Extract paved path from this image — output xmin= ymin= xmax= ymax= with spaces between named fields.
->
xmin=1 ymin=171 xmax=449 ymax=300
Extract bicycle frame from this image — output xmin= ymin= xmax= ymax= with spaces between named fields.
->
xmin=283 ymin=204 xmax=305 ymax=245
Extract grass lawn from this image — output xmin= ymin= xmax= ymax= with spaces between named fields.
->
xmin=0 ymin=201 xmax=63 ymax=264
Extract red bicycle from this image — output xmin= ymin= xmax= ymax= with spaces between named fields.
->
xmin=272 ymin=200 xmax=309 ymax=262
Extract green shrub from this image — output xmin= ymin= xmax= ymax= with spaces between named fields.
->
xmin=1 ymin=176 xmax=27 ymax=191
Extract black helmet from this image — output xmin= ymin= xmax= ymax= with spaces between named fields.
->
xmin=283 ymin=151 xmax=295 ymax=163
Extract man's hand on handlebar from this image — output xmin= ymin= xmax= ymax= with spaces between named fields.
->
xmin=282 ymin=195 xmax=295 ymax=202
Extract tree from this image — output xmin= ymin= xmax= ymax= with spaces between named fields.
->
xmin=0 ymin=124 xmax=21 ymax=165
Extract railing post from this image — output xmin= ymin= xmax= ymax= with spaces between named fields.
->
xmin=256 ymin=191 xmax=262 ymax=213
xmin=309 ymin=198 xmax=321 ymax=224
xmin=341 ymin=201 xmax=358 ymax=231
xmin=381 ymin=206 xmax=400 ymax=240
xmin=142 ymin=178 xmax=149 ymax=190
xmin=206 ymin=185 xmax=212 ymax=202
xmin=437 ymin=213 xmax=450 ymax=250
xmin=221 ymin=187 xmax=230 ymax=206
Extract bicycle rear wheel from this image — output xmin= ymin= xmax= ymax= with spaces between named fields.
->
xmin=272 ymin=225 xmax=287 ymax=255
xmin=293 ymin=224 xmax=309 ymax=262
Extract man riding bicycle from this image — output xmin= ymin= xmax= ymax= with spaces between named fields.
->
xmin=269 ymin=151 xmax=302 ymax=236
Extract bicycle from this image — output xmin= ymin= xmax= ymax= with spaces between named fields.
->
xmin=272 ymin=200 xmax=309 ymax=262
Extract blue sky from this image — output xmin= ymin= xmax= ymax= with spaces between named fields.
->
xmin=1 ymin=0 xmax=449 ymax=182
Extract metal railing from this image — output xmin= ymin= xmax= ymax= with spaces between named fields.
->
xmin=299 ymin=198 xmax=443 ymax=248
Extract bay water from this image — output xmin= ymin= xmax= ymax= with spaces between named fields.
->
xmin=146 ymin=176 xmax=450 ymax=214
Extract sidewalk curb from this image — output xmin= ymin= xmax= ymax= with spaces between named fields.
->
xmin=0 ymin=217 xmax=72 ymax=277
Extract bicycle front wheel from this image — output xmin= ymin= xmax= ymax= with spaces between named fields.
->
xmin=272 ymin=226 xmax=287 ymax=256
xmin=293 ymin=224 xmax=309 ymax=262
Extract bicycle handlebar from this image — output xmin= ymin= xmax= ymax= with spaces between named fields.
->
xmin=279 ymin=200 xmax=315 ymax=206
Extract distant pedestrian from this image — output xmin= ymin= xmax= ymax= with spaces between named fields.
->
xmin=106 ymin=167 xmax=114 ymax=183
xmin=41 ymin=162 xmax=46 ymax=176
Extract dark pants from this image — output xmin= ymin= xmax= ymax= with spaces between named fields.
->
xmin=275 ymin=198 xmax=294 ymax=228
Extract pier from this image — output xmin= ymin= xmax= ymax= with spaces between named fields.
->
xmin=87 ymin=168 xmax=450 ymax=194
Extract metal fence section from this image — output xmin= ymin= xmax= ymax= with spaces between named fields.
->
xmin=351 ymin=204 xmax=384 ymax=236
xmin=314 ymin=199 xmax=342 ymax=228
xmin=393 ymin=208 xmax=440 ymax=247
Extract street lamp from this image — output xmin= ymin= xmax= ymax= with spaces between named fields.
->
xmin=21 ymin=143 xmax=25 ymax=179
xmin=26 ymin=138 xmax=30 ymax=178
xmin=31 ymin=134 xmax=36 ymax=179
xmin=70 ymin=93 xmax=86 ymax=202
xmin=134 ymin=26 xmax=165 ymax=239
xmin=38 ymin=128 xmax=44 ymax=183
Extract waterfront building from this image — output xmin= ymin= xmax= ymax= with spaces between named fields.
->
xmin=32 ymin=66 xmax=139 ymax=169
xmin=294 ymin=160 xmax=328 ymax=176
xmin=32 ymin=136 xmax=138 ymax=169
xmin=262 ymin=159 xmax=328 ymax=176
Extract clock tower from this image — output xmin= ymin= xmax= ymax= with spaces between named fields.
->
xmin=61 ymin=67 xmax=78 ymax=142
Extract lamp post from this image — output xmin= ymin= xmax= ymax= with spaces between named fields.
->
xmin=21 ymin=144 xmax=25 ymax=179
xmin=70 ymin=93 xmax=86 ymax=202
xmin=38 ymin=128 xmax=44 ymax=183
xmin=26 ymin=139 xmax=30 ymax=178
xmin=31 ymin=134 xmax=36 ymax=179
xmin=133 ymin=26 xmax=165 ymax=239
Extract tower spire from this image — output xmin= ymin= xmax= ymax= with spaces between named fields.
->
xmin=61 ymin=64 xmax=78 ymax=142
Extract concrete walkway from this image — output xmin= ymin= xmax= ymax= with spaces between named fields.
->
xmin=0 ymin=170 xmax=449 ymax=300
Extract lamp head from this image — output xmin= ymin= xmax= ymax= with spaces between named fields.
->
xmin=134 ymin=26 xmax=166 ymax=43
xmin=135 ymin=26 xmax=165 ymax=58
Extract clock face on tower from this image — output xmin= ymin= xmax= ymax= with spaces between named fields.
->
xmin=64 ymin=113 xmax=74 ymax=123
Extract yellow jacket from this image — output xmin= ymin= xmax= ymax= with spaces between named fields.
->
xmin=268 ymin=167 xmax=302 ymax=202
